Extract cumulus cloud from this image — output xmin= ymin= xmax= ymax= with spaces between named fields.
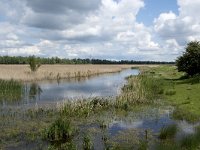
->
xmin=154 ymin=0 xmax=200 ymax=54
xmin=0 ymin=0 xmax=200 ymax=61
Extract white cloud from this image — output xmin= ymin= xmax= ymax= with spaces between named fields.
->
xmin=154 ymin=0 xmax=200 ymax=57
xmin=0 ymin=0 xmax=200 ymax=61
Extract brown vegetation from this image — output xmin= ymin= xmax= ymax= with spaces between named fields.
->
xmin=0 ymin=64 xmax=143 ymax=81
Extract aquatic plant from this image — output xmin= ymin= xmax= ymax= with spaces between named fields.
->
xmin=116 ymin=74 xmax=164 ymax=107
xmin=180 ymin=134 xmax=199 ymax=149
xmin=158 ymin=124 xmax=177 ymax=140
xmin=0 ymin=79 xmax=23 ymax=103
xmin=43 ymin=118 xmax=76 ymax=144
xmin=82 ymin=133 xmax=94 ymax=150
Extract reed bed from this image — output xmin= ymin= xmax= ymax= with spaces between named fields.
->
xmin=0 ymin=79 xmax=23 ymax=103
xmin=116 ymin=74 xmax=164 ymax=107
xmin=0 ymin=64 xmax=141 ymax=81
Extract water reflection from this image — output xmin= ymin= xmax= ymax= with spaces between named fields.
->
xmin=1 ymin=69 xmax=139 ymax=106
xmin=28 ymin=83 xmax=43 ymax=101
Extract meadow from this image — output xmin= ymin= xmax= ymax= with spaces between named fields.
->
xmin=147 ymin=65 xmax=200 ymax=123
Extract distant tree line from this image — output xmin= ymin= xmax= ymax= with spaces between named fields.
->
xmin=0 ymin=56 xmax=174 ymax=65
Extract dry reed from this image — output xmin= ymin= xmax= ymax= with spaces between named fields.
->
xmin=0 ymin=64 xmax=147 ymax=81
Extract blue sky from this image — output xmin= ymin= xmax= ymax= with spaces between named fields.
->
xmin=137 ymin=0 xmax=179 ymax=26
xmin=0 ymin=0 xmax=200 ymax=61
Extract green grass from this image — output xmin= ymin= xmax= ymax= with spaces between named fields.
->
xmin=43 ymin=118 xmax=76 ymax=144
xmin=148 ymin=65 xmax=200 ymax=122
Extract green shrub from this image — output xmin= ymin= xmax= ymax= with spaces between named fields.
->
xmin=29 ymin=56 xmax=41 ymax=72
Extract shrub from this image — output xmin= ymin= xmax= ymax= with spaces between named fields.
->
xmin=176 ymin=41 xmax=200 ymax=76
xmin=29 ymin=56 xmax=41 ymax=72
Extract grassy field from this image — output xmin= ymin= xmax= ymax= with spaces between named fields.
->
xmin=0 ymin=64 xmax=146 ymax=81
xmin=146 ymin=65 xmax=200 ymax=122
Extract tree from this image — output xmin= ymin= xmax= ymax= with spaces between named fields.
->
xmin=29 ymin=56 xmax=41 ymax=72
xmin=176 ymin=41 xmax=200 ymax=76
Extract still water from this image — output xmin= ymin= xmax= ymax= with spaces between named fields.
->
xmin=1 ymin=69 xmax=139 ymax=106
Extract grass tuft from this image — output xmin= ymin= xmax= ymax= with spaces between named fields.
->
xmin=43 ymin=118 xmax=76 ymax=144
xmin=158 ymin=124 xmax=177 ymax=140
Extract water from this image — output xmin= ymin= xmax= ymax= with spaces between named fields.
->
xmin=1 ymin=68 xmax=199 ymax=149
xmin=0 ymin=69 xmax=139 ymax=106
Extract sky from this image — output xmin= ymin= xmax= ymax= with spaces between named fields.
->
xmin=0 ymin=0 xmax=200 ymax=61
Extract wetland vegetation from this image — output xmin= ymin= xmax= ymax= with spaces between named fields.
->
xmin=0 ymin=64 xmax=200 ymax=149
xmin=0 ymin=41 xmax=200 ymax=149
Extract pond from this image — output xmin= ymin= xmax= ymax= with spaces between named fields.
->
xmin=0 ymin=69 xmax=139 ymax=106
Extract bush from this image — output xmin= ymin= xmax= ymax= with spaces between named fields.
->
xmin=29 ymin=56 xmax=41 ymax=72
xmin=176 ymin=41 xmax=200 ymax=76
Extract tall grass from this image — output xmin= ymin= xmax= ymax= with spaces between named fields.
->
xmin=116 ymin=74 xmax=164 ymax=107
xmin=0 ymin=79 xmax=23 ymax=103
xmin=43 ymin=118 xmax=76 ymax=144
xmin=82 ymin=133 xmax=94 ymax=150
xmin=158 ymin=124 xmax=177 ymax=140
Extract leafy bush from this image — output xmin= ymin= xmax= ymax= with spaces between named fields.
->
xmin=29 ymin=56 xmax=41 ymax=72
xmin=176 ymin=41 xmax=200 ymax=76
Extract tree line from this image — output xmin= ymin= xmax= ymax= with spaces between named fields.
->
xmin=0 ymin=56 xmax=174 ymax=65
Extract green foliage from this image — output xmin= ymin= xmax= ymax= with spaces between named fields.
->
xmin=176 ymin=41 xmax=200 ymax=76
xmin=29 ymin=56 xmax=41 ymax=72
xmin=159 ymin=124 xmax=177 ymax=140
